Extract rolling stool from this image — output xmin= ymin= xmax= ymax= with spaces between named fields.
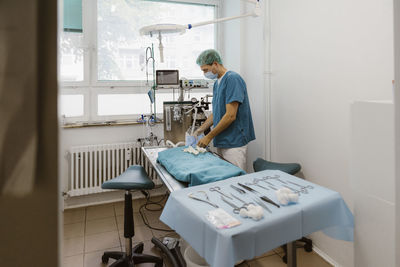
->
xmin=101 ymin=165 xmax=163 ymax=267
xmin=253 ymin=158 xmax=313 ymax=263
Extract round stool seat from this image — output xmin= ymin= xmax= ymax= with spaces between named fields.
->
xmin=102 ymin=165 xmax=155 ymax=190
xmin=253 ymin=158 xmax=301 ymax=175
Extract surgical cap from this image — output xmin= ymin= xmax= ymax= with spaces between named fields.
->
xmin=196 ymin=49 xmax=223 ymax=66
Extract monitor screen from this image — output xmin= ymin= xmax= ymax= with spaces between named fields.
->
xmin=156 ymin=70 xmax=179 ymax=88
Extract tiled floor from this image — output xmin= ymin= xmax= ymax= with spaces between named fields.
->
xmin=62 ymin=196 xmax=332 ymax=267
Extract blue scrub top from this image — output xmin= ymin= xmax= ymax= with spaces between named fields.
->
xmin=212 ymin=71 xmax=256 ymax=148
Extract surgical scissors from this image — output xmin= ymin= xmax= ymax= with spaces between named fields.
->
xmin=188 ymin=191 xmax=219 ymax=208
xmin=209 ymin=186 xmax=233 ymax=199
xmin=263 ymin=175 xmax=287 ymax=184
xmin=220 ymin=196 xmax=247 ymax=214
xmin=288 ymin=181 xmax=314 ymax=194
xmin=245 ymin=181 xmax=269 ymax=191
xmin=252 ymin=178 xmax=270 ymax=190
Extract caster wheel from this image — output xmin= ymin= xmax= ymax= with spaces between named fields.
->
xmin=282 ymin=255 xmax=287 ymax=264
xmin=102 ymin=254 xmax=109 ymax=264
xmin=304 ymin=243 xmax=313 ymax=252
xmin=133 ymin=242 xmax=144 ymax=254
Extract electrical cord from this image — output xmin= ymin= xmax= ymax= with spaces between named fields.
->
xmin=139 ymin=191 xmax=175 ymax=232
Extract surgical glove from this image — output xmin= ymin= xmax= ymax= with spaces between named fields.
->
xmin=185 ymin=135 xmax=197 ymax=147
xmin=275 ymin=187 xmax=299 ymax=205
xmin=192 ymin=128 xmax=204 ymax=140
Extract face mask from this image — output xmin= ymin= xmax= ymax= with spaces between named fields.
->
xmin=204 ymin=71 xmax=218 ymax=80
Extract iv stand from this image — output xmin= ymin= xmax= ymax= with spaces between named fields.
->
xmin=145 ymin=44 xmax=157 ymax=122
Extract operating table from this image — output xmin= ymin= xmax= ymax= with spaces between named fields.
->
xmin=141 ymin=146 xmax=303 ymax=267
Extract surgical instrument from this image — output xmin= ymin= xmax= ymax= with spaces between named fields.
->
xmin=282 ymin=185 xmax=302 ymax=195
xmin=252 ymin=197 xmax=272 ymax=214
xmin=220 ymin=196 xmax=247 ymax=214
xmin=264 ymin=175 xmax=287 ymax=184
xmin=264 ymin=181 xmax=278 ymax=190
xmin=237 ymin=183 xmax=280 ymax=208
xmin=246 ymin=179 xmax=269 ymax=191
xmin=210 ymin=186 xmax=233 ymax=199
xmin=261 ymin=179 xmax=301 ymax=194
xmin=230 ymin=184 xmax=246 ymax=194
xmin=188 ymin=191 xmax=219 ymax=208
xmin=288 ymin=181 xmax=314 ymax=194
xmin=230 ymin=193 xmax=255 ymax=207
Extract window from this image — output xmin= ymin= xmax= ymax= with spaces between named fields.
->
xmin=60 ymin=0 xmax=84 ymax=82
xmin=60 ymin=94 xmax=85 ymax=117
xmin=97 ymin=94 xmax=150 ymax=116
xmin=97 ymin=0 xmax=215 ymax=81
xmin=60 ymin=32 xmax=85 ymax=82
xmin=59 ymin=0 xmax=217 ymax=123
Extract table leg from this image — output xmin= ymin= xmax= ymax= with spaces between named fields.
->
xmin=287 ymin=241 xmax=297 ymax=267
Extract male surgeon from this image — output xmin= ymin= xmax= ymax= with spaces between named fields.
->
xmin=194 ymin=49 xmax=255 ymax=171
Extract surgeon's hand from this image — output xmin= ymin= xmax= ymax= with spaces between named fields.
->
xmin=197 ymin=135 xmax=212 ymax=148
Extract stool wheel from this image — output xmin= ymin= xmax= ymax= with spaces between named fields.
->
xmin=282 ymin=255 xmax=287 ymax=264
xmin=102 ymin=254 xmax=109 ymax=264
xmin=304 ymin=243 xmax=313 ymax=252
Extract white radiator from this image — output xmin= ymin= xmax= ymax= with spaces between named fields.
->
xmin=67 ymin=142 xmax=159 ymax=197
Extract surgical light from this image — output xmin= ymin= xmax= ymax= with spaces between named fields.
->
xmin=139 ymin=0 xmax=261 ymax=63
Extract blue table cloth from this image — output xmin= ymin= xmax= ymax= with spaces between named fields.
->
xmin=160 ymin=170 xmax=354 ymax=267
xmin=157 ymin=146 xmax=246 ymax=186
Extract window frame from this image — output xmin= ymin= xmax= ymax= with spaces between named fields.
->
xmin=59 ymin=0 xmax=220 ymax=123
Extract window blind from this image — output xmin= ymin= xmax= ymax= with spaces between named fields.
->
xmin=63 ymin=0 xmax=82 ymax=32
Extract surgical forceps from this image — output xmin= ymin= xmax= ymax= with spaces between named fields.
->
xmin=288 ymin=181 xmax=314 ymax=194
xmin=281 ymin=185 xmax=302 ymax=195
xmin=263 ymin=180 xmax=278 ymax=190
xmin=220 ymin=196 xmax=247 ymax=214
xmin=209 ymin=186 xmax=233 ymax=199
xmin=237 ymin=183 xmax=280 ymax=208
xmin=188 ymin=191 xmax=219 ymax=208
xmin=230 ymin=184 xmax=246 ymax=194
xmin=230 ymin=193 xmax=255 ymax=207
xmin=252 ymin=197 xmax=272 ymax=214
xmin=261 ymin=179 xmax=301 ymax=194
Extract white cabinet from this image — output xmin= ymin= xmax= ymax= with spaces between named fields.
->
xmin=351 ymin=101 xmax=395 ymax=267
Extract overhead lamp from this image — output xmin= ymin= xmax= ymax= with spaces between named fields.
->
xmin=139 ymin=0 xmax=261 ymax=63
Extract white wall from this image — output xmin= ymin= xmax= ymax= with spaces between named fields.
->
xmin=220 ymin=0 xmax=241 ymax=73
xmin=394 ymin=0 xmax=400 ymax=265
xmin=268 ymin=0 xmax=394 ymax=266
xmin=220 ymin=1 xmax=267 ymax=171
xmin=240 ymin=1 xmax=268 ymax=169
